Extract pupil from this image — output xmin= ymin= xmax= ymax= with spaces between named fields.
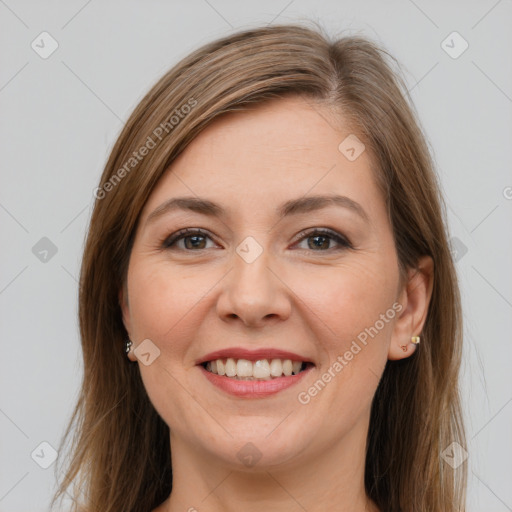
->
xmin=309 ymin=235 xmax=328 ymax=250
xmin=185 ymin=236 xmax=205 ymax=249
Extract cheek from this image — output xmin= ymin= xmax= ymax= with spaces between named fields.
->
xmin=290 ymin=261 xmax=398 ymax=418
xmin=128 ymin=250 xmax=399 ymax=356
xmin=126 ymin=261 xmax=208 ymax=347
xmin=289 ymin=258 xmax=399 ymax=349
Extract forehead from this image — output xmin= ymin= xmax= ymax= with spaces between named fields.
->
xmin=141 ymin=95 xmax=384 ymax=224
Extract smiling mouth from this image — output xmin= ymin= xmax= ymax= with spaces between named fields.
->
xmin=201 ymin=358 xmax=314 ymax=380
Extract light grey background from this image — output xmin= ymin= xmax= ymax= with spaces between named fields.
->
xmin=1 ymin=1 xmax=511 ymax=511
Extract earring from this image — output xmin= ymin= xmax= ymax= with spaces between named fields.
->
xmin=411 ymin=336 xmax=420 ymax=345
xmin=125 ymin=339 xmax=133 ymax=354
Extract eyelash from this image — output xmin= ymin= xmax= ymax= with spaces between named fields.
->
xmin=161 ymin=227 xmax=352 ymax=253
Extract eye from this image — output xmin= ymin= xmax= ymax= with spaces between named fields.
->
xmin=161 ymin=227 xmax=352 ymax=253
xmin=294 ymin=228 xmax=352 ymax=252
xmin=162 ymin=228 xmax=217 ymax=251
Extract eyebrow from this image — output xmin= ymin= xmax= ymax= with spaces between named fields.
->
xmin=145 ymin=194 xmax=370 ymax=226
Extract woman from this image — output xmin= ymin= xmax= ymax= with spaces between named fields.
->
xmin=53 ymin=22 xmax=467 ymax=512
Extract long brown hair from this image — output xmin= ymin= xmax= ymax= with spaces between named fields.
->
xmin=52 ymin=22 xmax=467 ymax=512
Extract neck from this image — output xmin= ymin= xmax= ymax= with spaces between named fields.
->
xmin=159 ymin=414 xmax=379 ymax=512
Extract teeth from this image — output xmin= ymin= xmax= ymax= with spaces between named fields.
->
xmin=204 ymin=357 xmax=306 ymax=379
xmin=269 ymin=359 xmax=283 ymax=377
xmin=253 ymin=359 xmax=270 ymax=379
xmin=236 ymin=359 xmax=253 ymax=377
xmin=225 ymin=358 xmax=236 ymax=377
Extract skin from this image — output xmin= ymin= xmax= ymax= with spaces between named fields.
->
xmin=120 ymin=95 xmax=433 ymax=512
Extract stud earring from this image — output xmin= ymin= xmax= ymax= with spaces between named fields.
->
xmin=125 ymin=339 xmax=133 ymax=354
xmin=411 ymin=336 xmax=420 ymax=344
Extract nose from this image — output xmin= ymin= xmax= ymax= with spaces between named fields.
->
xmin=216 ymin=245 xmax=292 ymax=328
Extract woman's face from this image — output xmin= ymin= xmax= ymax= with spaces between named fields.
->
xmin=122 ymin=95 xmax=412 ymax=469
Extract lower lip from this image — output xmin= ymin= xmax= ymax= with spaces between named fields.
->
xmin=199 ymin=365 xmax=312 ymax=398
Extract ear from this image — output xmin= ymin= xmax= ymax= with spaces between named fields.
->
xmin=388 ymin=255 xmax=434 ymax=361
xmin=119 ymin=284 xmax=137 ymax=361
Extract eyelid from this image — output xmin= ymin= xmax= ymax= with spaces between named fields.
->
xmin=292 ymin=227 xmax=353 ymax=250
xmin=161 ymin=228 xmax=219 ymax=249
xmin=161 ymin=226 xmax=352 ymax=252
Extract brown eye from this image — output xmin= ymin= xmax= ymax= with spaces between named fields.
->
xmin=163 ymin=229 xmax=216 ymax=251
xmin=295 ymin=229 xmax=352 ymax=252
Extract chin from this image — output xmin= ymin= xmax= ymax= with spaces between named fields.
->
xmin=198 ymin=417 xmax=316 ymax=471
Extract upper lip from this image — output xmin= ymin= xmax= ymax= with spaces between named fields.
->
xmin=196 ymin=348 xmax=314 ymax=365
